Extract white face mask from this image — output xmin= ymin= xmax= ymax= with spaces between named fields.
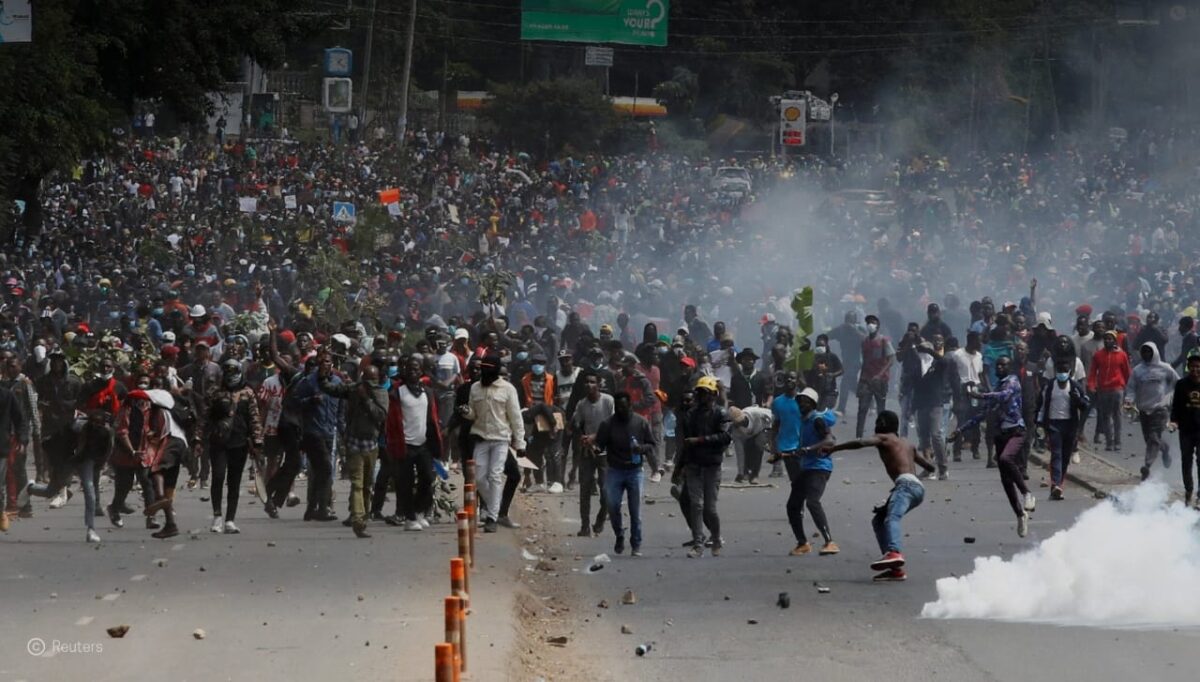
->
xmin=866 ymin=323 xmax=879 ymax=334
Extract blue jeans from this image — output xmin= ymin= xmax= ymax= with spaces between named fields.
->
xmin=872 ymin=476 xmax=925 ymax=554
xmin=1046 ymin=419 xmax=1078 ymax=487
xmin=605 ymin=466 xmax=643 ymax=549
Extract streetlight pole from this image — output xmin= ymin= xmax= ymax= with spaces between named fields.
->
xmin=396 ymin=0 xmax=418 ymax=146
xmin=829 ymin=92 xmax=839 ymax=157
xmin=359 ymin=0 xmax=377 ymax=129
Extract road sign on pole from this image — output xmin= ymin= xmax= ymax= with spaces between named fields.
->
xmin=0 ymin=1 xmax=32 ymax=43
xmin=780 ymin=99 xmax=806 ymax=148
xmin=585 ymin=46 xmax=614 ymax=67
xmin=323 ymin=78 xmax=353 ymax=113
xmin=332 ymin=202 xmax=357 ymax=223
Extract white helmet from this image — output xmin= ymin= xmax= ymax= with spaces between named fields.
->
xmin=189 ymin=304 xmax=207 ymax=318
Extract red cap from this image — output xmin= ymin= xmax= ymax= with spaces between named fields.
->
xmin=680 ymin=357 xmax=697 ymax=369
xmin=278 ymin=330 xmax=296 ymax=344
xmin=1075 ymin=303 xmax=1093 ymax=316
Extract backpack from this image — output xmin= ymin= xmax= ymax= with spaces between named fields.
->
xmin=170 ymin=398 xmax=197 ymax=433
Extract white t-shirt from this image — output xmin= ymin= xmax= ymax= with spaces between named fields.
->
xmin=258 ymin=373 xmax=285 ymax=436
xmin=949 ymin=348 xmax=982 ymax=386
xmin=1048 ymin=382 xmax=1072 ymax=420
xmin=434 ymin=351 xmax=460 ymax=387
xmin=398 ymin=388 xmax=429 ymax=446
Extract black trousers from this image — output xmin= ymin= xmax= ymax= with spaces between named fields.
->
xmin=1181 ymin=431 xmax=1200 ymax=496
xmin=111 ymin=464 xmax=154 ymax=511
xmin=211 ymin=445 xmax=249 ymax=521
xmin=300 ymin=433 xmax=334 ymax=512
xmin=267 ymin=422 xmax=304 ymax=508
xmin=396 ymin=442 xmax=435 ymax=521
xmin=577 ymin=448 xmax=608 ymax=531
xmin=784 ymin=459 xmax=832 ymax=544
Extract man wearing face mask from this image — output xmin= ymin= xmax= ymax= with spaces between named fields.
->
xmin=1133 ymin=311 xmax=1168 ymax=361
xmin=1037 ymin=359 xmax=1090 ymax=500
xmin=1087 ymin=331 xmax=1131 ymax=452
xmin=856 ymin=314 xmax=895 ymax=439
xmin=555 ymin=350 xmax=581 ymax=487
xmin=1126 ymin=342 xmax=1178 ymax=481
xmin=1170 ymin=354 xmax=1200 ymax=507
xmin=520 ymin=353 xmax=562 ymax=492
xmin=805 ymin=335 xmax=843 ymax=412
xmin=463 ymin=353 xmax=525 ymax=533
xmin=951 ymin=356 xmax=1037 ymax=538
xmin=31 ymin=349 xmax=82 ymax=507
xmin=205 ymin=359 xmax=263 ymax=534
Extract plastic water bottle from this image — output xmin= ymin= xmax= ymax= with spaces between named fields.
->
xmin=635 ymin=642 xmax=652 ymax=656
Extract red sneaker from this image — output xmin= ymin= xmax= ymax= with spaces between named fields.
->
xmin=869 ymin=551 xmax=905 ymax=571
xmin=873 ymin=567 xmax=907 ymax=582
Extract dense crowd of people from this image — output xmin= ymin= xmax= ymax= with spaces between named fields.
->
xmin=1 ymin=125 xmax=1199 ymax=582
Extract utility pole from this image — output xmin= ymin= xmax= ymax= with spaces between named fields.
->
xmin=359 ymin=0 xmax=377 ymax=128
xmin=396 ymin=0 xmax=418 ymax=146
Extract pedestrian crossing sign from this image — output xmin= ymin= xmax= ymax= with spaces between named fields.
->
xmin=332 ymin=201 xmax=356 ymax=223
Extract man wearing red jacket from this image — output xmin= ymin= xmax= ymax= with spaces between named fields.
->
xmin=1087 ymin=330 xmax=1131 ymax=452
xmin=383 ymin=356 xmax=443 ymax=531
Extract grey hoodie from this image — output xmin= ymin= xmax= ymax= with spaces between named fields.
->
xmin=1126 ymin=343 xmax=1179 ymax=412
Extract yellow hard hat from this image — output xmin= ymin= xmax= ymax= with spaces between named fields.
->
xmin=695 ymin=375 xmax=719 ymax=393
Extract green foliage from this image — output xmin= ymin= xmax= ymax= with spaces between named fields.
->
xmin=472 ymin=270 xmax=517 ymax=316
xmin=653 ymin=66 xmax=700 ymax=118
xmin=786 ymin=286 xmax=814 ymax=373
xmin=480 ymin=78 xmax=616 ymax=154
xmin=0 ymin=0 xmax=330 ymax=233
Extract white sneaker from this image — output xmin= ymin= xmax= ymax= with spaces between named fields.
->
xmin=16 ymin=482 xmax=32 ymax=509
xmin=49 ymin=491 xmax=68 ymax=509
xmin=1023 ymin=492 xmax=1037 ymax=513
xmin=210 ymin=515 xmax=224 ymax=533
xmin=548 ymin=482 xmax=564 ymax=494
xmin=649 ymin=472 xmax=663 ymax=483
xmin=223 ymin=520 xmax=240 ymax=534
xmin=1071 ymin=452 xmax=1081 ymax=464
xmin=417 ymin=515 xmax=431 ymax=529
xmin=1017 ymin=512 xmax=1029 ymax=538
xmin=404 ymin=520 xmax=424 ymax=531
xmin=86 ymin=528 xmax=101 ymax=544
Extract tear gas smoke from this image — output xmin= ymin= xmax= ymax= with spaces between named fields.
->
xmin=921 ymin=481 xmax=1200 ymax=628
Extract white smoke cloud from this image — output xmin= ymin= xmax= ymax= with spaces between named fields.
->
xmin=921 ymin=481 xmax=1200 ymax=628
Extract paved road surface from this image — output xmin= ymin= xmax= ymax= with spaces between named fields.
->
xmin=516 ymin=416 xmax=1200 ymax=682
xmin=0 ymin=475 xmax=521 ymax=682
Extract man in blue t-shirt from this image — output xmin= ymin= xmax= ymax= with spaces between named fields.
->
xmin=771 ymin=374 xmax=838 ymax=556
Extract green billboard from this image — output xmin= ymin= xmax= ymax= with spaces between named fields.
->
xmin=521 ymin=0 xmax=668 ymax=47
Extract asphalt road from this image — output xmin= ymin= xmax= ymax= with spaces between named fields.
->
xmin=0 ymin=474 xmax=521 ymax=682
xmin=4 ymin=410 xmax=1198 ymax=682
xmin=518 ymin=415 xmax=1200 ymax=682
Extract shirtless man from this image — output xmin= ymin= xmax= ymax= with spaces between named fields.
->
xmin=819 ymin=410 xmax=935 ymax=582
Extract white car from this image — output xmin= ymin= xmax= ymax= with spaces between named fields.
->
xmin=711 ymin=167 xmax=752 ymax=194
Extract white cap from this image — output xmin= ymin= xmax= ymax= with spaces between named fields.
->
xmin=189 ymin=304 xmax=207 ymax=318
xmin=454 ymin=328 xmax=470 ymax=340
xmin=162 ymin=331 xmax=177 ymax=343
xmin=799 ymin=388 xmax=820 ymax=404
xmin=1036 ymin=311 xmax=1052 ymax=328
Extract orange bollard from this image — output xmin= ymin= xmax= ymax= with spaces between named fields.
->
xmin=458 ymin=594 xmax=468 ymax=675
xmin=435 ymin=643 xmax=455 ymax=682
xmin=463 ymin=459 xmax=476 ymax=491
xmin=445 ymin=596 xmax=462 ymax=673
xmin=456 ymin=511 xmax=473 ymax=573
xmin=464 ymin=501 xmax=477 ymax=565
xmin=451 ymin=556 xmax=469 ymax=610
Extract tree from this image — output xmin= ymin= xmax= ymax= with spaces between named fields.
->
xmin=481 ymin=78 xmax=616 ymax=155
xmin=653 ymin=66 xmax=700 ymax=119
xmin=0 ymin=0 xmax=331 ymax=239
